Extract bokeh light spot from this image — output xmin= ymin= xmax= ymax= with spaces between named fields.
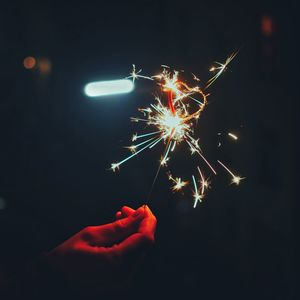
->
xmin=23 ymin=56 xmax=36 ymax=69
xmin=261 ymin=15 xmax=274 ymax=37
xmin=38 ymin=57 xmax=52 ymax=75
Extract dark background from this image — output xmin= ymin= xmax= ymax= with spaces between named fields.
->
xmin=0 ymin=0 xmax=298 ymax=299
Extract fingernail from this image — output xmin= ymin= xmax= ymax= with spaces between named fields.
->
xmin=132 ymin=207 xmax=144 ymax=218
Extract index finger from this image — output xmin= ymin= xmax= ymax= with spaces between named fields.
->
xmin=137 ymin=205 xmax=157 ymax=241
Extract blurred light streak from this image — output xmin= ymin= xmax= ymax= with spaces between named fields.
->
xmin=84 ymin=79 xmax=134 ymax=97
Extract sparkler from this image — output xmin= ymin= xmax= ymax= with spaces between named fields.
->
xmin=111 ymin=52 xmax=244 ymax=206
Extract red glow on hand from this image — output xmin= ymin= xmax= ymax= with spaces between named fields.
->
xmin=46 ymin=205 xmax=156 ymax=292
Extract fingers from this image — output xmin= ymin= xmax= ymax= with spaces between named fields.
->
xmin=115 ymin=206 xmax=135 ymax=220
xmin=85 ymin=204 xmax=156 ymax=250
xmin=81 ymin=205 xmax=157 ymax=266
xmin=115 ymin=205 xmax=157 ymax=241
xmin=77 ymin=231 xmax=152 ymax=262
xmin=137 ymin=205 xmax=157 ymax=241
xmin=90 ymin=207 xmax=145 ymax=246
xmin=121 ymin=206 xmax=135 ymax=217
xmin=111 ymin=205 xmax=157 ymax=259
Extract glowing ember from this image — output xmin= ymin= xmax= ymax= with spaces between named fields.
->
xmin=228 ymin=132 xmax=238 ymax=140
xmin=168 ymin=173 xmax=188 ymax=192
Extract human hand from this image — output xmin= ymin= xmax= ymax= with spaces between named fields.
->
xmin=46 ymin=205 xmax=156 ymax=293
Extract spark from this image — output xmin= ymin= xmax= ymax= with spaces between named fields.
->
xmin=111 ymin=136 xmax=162 ymax=172
xmin=111 ymin=163 xmax=120 ymax=172
xmin=206 ymin=52 xmax=238 ymax=89
xmin=197 ymin=166 xmax=209 ymax=195
xmin=127 ymin=64 xmax=153 ymax=83
xmin=228 ymin=132 xmax=238 ymax=140
xmin=191 ymin=167 xmax=210 ymax=208
xmin=125 ymin=137 xmax=156 ymax=153
xmin=192 ymin=175 xmax=203 ymax=208
xmin=192 ymin=73 xmax=201 ymax=82
xmin=217 ymin=160 xmax=245 ymax=185
xmin=168 ymin=173 xmax=188 ymax=192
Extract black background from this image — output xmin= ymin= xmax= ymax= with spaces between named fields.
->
xmin=0 ymin=0 xmax=299 ymax=299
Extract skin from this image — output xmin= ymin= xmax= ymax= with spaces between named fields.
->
xmin=46 ymin=205 xmax=157 ymax=293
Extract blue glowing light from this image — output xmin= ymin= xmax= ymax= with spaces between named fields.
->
xmin=84 ymin=79 xmax=134 ymax=97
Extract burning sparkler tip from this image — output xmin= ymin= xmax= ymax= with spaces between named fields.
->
xmin=132 ymin=134 xmax=137 ymax=142
xmin=231 ymin=176 xmax=245 ymax=186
